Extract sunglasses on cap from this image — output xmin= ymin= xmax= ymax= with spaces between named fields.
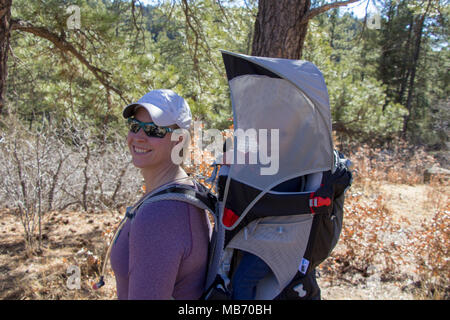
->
xmin=127 ymin=118 xmax=174 ymax=138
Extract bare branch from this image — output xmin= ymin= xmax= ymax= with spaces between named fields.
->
xmin=47 ymin=153 xmax=65 ymax=212
xmin=305 ymin=0 xmax=362 ymax=22
xmin=111 ymin=163 xmax=129 ymax=204
xmin=131 ymin=0 xmax=146 ymax=50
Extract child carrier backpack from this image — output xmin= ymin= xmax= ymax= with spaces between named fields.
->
xmin=201 ymin=51 xmax=353 ymax=300
xmin=206 ymin=149 xmax=352 ymax=300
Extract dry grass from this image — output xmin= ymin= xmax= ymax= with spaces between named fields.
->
xmin=318 ymin=140 xmax=449 ymax=300
xmin=0 ymin=208 xmax=120 ymax=299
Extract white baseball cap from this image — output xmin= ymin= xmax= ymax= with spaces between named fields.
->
xmin=122 ymin=89 xmax=192 ymax=130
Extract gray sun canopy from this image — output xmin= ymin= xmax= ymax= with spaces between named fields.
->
xmin=221 ymin=50 xmax=334 ymax=194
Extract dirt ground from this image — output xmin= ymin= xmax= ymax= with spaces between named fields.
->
xmin=318 ymin=182 xmax=448 ymax=300
xmin=0 ymin=182 xmax=447 ymax=300
xmin=379 ymin=183 xmax=444 ymax=224
xmin=0 ymin=208 xmax=121 ymax=299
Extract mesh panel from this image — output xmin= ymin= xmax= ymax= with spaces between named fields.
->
xmin=229 ymin=75 xmax=332 ymax=190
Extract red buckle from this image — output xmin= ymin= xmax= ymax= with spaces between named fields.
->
xmin=222 ymin=207 xmax=239 ymax=228
xmin=309 ymin=193 xmax=331 ymax=214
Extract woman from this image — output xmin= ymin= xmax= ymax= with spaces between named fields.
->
xmin=109 ymin=89 xmax=211 ymax=300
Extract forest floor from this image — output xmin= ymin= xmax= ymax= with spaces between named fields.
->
xmin=318 ymin=182 xmax=447 ymax=300
xmin=0 ymin=177 xmax=448 ymax=300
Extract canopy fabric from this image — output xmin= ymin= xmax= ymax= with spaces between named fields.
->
xmin=221 ymin=50 xmax=334 ymax=192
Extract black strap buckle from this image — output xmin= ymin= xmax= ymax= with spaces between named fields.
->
xmin=125 ymin=206 xmax=135 ymax=219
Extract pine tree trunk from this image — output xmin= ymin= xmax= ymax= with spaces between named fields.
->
xmin=402 ymin=0 xmax=432 ymax=135
xmin=251 ymin=0 xmax=311 ymax=59
xmin=398 ymin=15 xmax=414 ymax=105
xmin=0 ymin=0 xmax=12 ymax=116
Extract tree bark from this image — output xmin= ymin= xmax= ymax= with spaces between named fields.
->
xmin=398 ymin=15 xmax=414 ymax=105
xmin=252 ymin=0 xmax=311 ymax=59
xmin=251 ymin=0 xmax=360 ymax=59
xmin=0 ymin=0 xmax=12 ymax=116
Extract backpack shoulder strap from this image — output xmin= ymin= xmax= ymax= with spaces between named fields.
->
xmin=143 ymin=184 xmax=217 ymax=216
xmin=135 ymin=182 xmax=225 ymax=292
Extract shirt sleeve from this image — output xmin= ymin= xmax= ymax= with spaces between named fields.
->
xmin=127 ymin=200 xmax=192 ymax=299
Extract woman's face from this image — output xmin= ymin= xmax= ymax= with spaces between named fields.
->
xmin=127 ymin=107 xmax=178 ymax=170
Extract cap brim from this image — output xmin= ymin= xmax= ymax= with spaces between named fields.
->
xmin=122 ymin=103 xmax=174 ymax=127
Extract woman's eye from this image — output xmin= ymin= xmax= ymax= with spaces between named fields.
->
xmin=130 ymin=123 xmax=140 ymax=132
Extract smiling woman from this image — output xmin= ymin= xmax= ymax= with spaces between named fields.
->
xmin=126 ymin=108 xmax=180 ymax=182
xmin=107 ymin=89 xmax=211 ymax=300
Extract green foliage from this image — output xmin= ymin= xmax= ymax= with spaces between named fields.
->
xmin=149 ymin=0 xmax=254 ymax=128
xmin=7 ymin=0 xmax=255 ymax=134
xmin=374 ymin=0 xmax=449 ymax=146
xmin=304 ymin=13 xmax=408 ymax=141
xmin=303 ymin=2 xmax=448 ymax=145
xmin=5 ymin=0 xmax=448 ymax=148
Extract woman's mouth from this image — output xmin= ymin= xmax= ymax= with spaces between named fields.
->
xmin=133 ymin=146 xmax=152 ymax=155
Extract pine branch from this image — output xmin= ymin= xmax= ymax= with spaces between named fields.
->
xmin=10 ymin=19 xmax=129 ymax=105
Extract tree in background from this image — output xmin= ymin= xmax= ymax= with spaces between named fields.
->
xmin=3 ymin=0 xmax=254 ymax=129
xmin=304 ymin=7 xmax=408 ymax=142
xmin=0 ymin=0 xmax=12 ymax=115
xmin=376 ymin=0 xmax=448 ymax=146
xmin=251 ymin=0 xmax=361 ymax=59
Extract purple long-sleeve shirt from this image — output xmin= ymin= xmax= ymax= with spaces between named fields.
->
xmin=110 ymin=199 xmax=211 ymax=300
